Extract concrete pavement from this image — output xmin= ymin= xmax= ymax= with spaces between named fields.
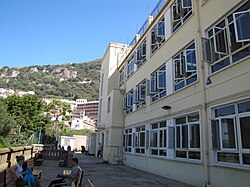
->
xmin=35 ymin=153 xmax=194 ymax=187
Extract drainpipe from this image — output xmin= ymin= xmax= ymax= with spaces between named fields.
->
xmin=195 ymin=0 xmax=211 ymax=186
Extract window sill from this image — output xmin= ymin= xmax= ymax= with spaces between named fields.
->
xmin=123 ymin=151 xmax=203 ymax=165
xmin=149 ymin=11 xmax=195 ymax=59
xmin=173 ymin=79 xmax=199 ymax=94
xmin=212 ymin=162 xmax=250 ymax=171
xmin=208 ymin=55 xmax=250 ymax=78
xmin=124 ymin=60 xmax=147 ymax=84
xmin=124 ymin=104 xmax=147 ymax=116
xmin=150 ymin=93 xmax=168 ymax=105
xmin=172 ymin=157 xmax=202 ymax=165
xmin=149 ymin=79 xmax=199 ymax=106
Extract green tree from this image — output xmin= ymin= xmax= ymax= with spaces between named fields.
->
xmin=2 ymin=95 xmax=49 ymax=146
xmin=0 ymin=102 xmax=17 ymax=147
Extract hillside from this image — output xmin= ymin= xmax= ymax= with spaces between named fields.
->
xmin=0 ymin=59 xmax=101 ymax=100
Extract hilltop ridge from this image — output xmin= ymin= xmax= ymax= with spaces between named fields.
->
xmin=0 ymin=59 xmax=101 ymax=100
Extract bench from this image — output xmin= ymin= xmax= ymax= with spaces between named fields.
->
xmin=59 ymin=151 xmax=68 ymax=167
xmin=26 ymin=158 xmax=42 ymax=179
xmin=34 ymin=153 xmax=43 ymax=166
xmin=5 ymin=162 xmax=41 ymax=187
xmin=5 ymin=165 xmax=16 ymax=186
xmin=62 ymin=167 xmax=84 ymax=187
xmin=86 ymin=179 xmax=94 ymax=187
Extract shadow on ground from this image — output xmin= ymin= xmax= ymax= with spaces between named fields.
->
xmin=36 ymin=153 xmax=194 ymax=187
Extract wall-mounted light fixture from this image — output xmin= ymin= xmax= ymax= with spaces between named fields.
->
xmin=162 ymin=105 xmax=171 ymax=110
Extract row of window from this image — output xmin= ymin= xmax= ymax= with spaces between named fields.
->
xmin=211 ymin=100 xmax=250 ymax=166
xmin=123 ymin=112 xmax=201 ymax=160
xmin=202 ymin=1 xmax=250 ymax=73
xmin=119 ymin=1 xmax=249 ymax=89
xmin=119 ymin=0 xmax=194 ymax=85
xmin=124 ymin=80 xmax=146 ymax=114
xmin=126 ymin=40 xmax=147 ymax=79
xmin=123 ymin=99 xmax=250 ymax=168
xmin=124 ymin=41 xmax=198 ymax=112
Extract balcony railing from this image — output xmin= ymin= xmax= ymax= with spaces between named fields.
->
xmin=129 ymin=0 xmax=166 ymax=47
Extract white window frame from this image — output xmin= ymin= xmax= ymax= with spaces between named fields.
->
xmin=150 ymin=129 xmax=158 ymax=148
xmin=157 ymin=69 xmax=166 ymax=89
xmin=126 ymin=90 xmax=133 ymax=108
xmin=138 ymin=81 xmax=146 ymax=100
xmin=119 ymin=67 xmax=125 ymax=86
xmin=150 ymin=74 xmax=157 ymax=94
xmin=150 ymin=65 xmax=167 ymax=102
xmin=141 ymin=42 xmax=146 ymax=57
xmin=238 ymin=113 xmax=250 ymax=153
xmin=211 ymin=99 xmax=250 ymax=168
xmin=139 ymin=131 xmax=146 ymax=148
xmin=233 ymin=10 xmax=250 ymax=42
xmin=157 ymin=20 xmax=165 ymax=37
xmin=218 ymin=117 xmax=237 ymax=151
xmin=202 ymin=1 xmax=250 ymax=74
xmin=136 ymin=40 xmax=147 ymax=68
xmin=181 ymin=0 xmax=192 ymax=9
xmin=175 ymin=113 xmax=201 ymax=160
xmin=151 ymin=17 xmax=166 ymax=54
xmin=189 ymin=123 xmax=200 ymax=149
xmin=133 ymin=87 xmax=139 ymax=104
xmin=149 ymin=122 xmax=168 ymax=157
xmin=213 ymin=26 xmax=228 ymax=55
xmin=174 ymin=57 xmax=184 ymax=80
xmin=171 ymin=0 xmax=193 ymax=32
xmin=185 ymin=48 xmax=197 ymax=72
xmin=127 ymin=55 xmax=136 ymax=78
xmin=134 ymin=126 xmax=146 ymax=154
xmin=173 ymin=42 xmax=197 ymax=91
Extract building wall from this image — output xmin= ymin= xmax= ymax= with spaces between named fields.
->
xmin=124 ymin=154 xmax=205 ymax=187
xmin=97 ymin=43 xmax=130 ymax=161
xmin=98 ymin=0 xmax=250 ymax=186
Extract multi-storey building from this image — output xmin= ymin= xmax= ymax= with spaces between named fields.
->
xmin=97 ymin=0 xmax=250 ymax=187
xmin=76 ymin=100 xmax=99 ymax=119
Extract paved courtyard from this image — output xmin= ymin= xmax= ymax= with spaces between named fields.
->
xmin=36 ymin=153 xmax=194 ymax=187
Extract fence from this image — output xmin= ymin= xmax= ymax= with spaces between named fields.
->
xmin=42 ymin=149 xmax=68 ymax=160
xmin=129 ymin=0 xmax=167 ymax=46
xmin=0 ymin=146 xmax=33 ymax=186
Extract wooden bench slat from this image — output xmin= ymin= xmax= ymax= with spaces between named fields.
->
xmin=86 ymin=179 xmax=94 ymax=187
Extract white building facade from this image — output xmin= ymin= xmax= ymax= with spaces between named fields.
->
xmin=97 ymin=0 xmax=250 ymax=187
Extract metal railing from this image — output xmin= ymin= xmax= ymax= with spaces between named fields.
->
xmin=129 ymin=0 xmax=166 ymax=47
xmin=150 ymin=0 xmax=166 ymax=19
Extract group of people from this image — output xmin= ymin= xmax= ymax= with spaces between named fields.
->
xmin=11 ymin=155 xmax=41 ymax=187
xmin=12 ymin=143 xmax=103 ymax=187
xmin=59 ymin=145 xmax=71 ymax=152
xmin=12 ymin=155 xmax=81 ymax=187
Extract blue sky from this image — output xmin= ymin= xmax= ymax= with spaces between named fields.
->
xmin=0 ymin=0 xmax=158 ymax=68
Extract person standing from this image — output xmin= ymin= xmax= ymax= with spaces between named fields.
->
xmin=67 ymin=145 xmax=71 ymax=152
xmin=97 ymin=143 xmax=102 ymax=158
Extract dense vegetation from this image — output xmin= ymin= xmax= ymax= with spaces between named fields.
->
xmin=0 ymin=95 xmax=92 ymax=148
xmin=0 ymin=95 xmax=50 ymax=147
xmin=0 ymin=59 xmax=101 ymax=101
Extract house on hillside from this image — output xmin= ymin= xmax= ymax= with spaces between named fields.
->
xmin=70 ymin=110 xmax=96 ymax=131
xmin=97 ymin=0 xmax=250 ymax=187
